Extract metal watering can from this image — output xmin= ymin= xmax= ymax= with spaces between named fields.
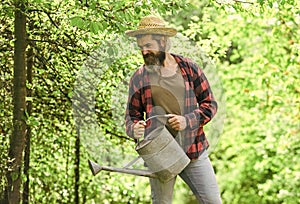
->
xmin=88 ymin=122 xmax=190 ymax=182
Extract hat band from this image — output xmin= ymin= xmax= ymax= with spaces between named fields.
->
xmin=138 ymin=23 xmax=165 ymax=29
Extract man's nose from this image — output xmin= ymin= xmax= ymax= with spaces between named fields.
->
xmin=141 ymin=49 xmax=149 ymax=55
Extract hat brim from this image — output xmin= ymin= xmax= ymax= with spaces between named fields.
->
xmin=125 ymin=27 xmax=177 ymax=37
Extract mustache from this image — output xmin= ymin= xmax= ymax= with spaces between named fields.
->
xmin=143 ymin=52 xmax=165 ymax=61
xmin=143 ymin=53 xmax=155 ymax=59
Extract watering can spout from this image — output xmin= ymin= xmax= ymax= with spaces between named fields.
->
xmin=88 ymin=160 xmax=157 ymax=179
xmin=88 ymin=160 xmax=103 ymax=176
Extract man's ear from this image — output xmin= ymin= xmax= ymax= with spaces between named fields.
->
xmin=159 ymin=37 xmax=167 ymax=48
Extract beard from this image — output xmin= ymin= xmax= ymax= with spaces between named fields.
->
xmin=143 ymin=51 xmax=166 ymax=72
xmin=143 ymin=51 xmax=166 ymax=66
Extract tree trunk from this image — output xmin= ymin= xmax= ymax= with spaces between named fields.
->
xmin=5 ymin=1 xmax=27 ymax=203
xmin=23 ymin=24 xmax=33 ymax=204
xmin=74 ymin=127 xmax=80 ymax=204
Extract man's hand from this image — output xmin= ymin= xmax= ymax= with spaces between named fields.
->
xmin=167 ymin=114 xmax=187 ymax=131
xmin=133 ymin=121 xmax=146 ymax=139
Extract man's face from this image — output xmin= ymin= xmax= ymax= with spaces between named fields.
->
xmin=136 ymin=35 xmax=166 ymax=66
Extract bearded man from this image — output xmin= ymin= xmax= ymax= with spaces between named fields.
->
xmin=125 ymin=15 xmax=222 ymax=204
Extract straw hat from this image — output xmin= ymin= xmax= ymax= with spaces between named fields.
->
xmin=125 ymin=15 xmax=177 ymax=37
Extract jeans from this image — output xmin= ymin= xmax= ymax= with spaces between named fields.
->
xmin=149 ymin=150 xmax=222 ymax=204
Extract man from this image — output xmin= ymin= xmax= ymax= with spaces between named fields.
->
xmin=125 ymin=15 xmax=222 ymax=204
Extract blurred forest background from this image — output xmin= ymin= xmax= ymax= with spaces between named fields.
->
xmin=0 ymin=0 xmax=299 ymax=203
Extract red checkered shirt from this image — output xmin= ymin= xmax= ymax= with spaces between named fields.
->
xmin=125 ymin=54 xmax=218 ymax=160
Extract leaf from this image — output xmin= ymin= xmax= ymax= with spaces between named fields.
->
xmin=69 ymin=16 xmax=86 ymax=29
xmin=90 ymin=21 xmax=102 ymax=34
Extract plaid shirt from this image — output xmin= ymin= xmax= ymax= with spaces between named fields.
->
xmin=125 ymin=54 xmax=217 ymax=160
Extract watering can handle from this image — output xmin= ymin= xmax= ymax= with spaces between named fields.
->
xmin=145 ymin=114 xmax=169 ymax=122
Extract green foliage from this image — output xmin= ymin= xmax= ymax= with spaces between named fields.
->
xmin=1 ymin=0 xmax=187 ymax=202
xmin=1 ymin=0 xmax=299 ymax=203
xmin=0 ymin=0 xmax=14 ymax=199
xmin=176 ymin=0 xmax=300 ymax=203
